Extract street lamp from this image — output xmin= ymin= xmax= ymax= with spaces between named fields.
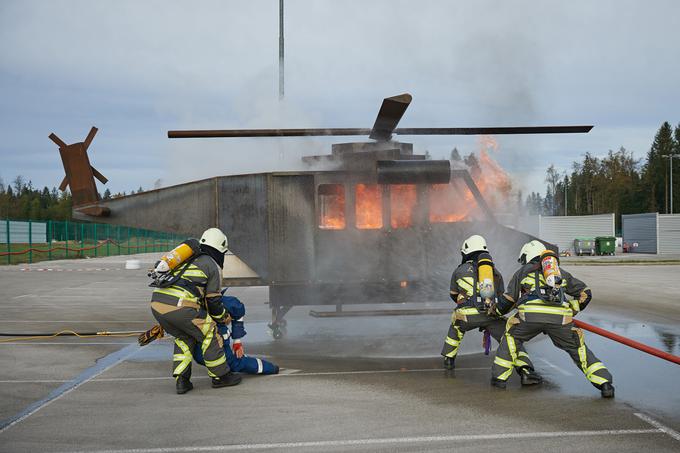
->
xmin=661 ymin=154 xmax=680 ymax=214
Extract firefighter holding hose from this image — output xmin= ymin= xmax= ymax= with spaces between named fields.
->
xmin=490 ymin=240 xmax=614 ymax=398
xmin=149 ymin=228 xmax=242 ymax=394
xmin=441 ymin=235 xmax=542 ymax=386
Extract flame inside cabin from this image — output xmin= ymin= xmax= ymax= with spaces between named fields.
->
xmin=355 ymin=184 xmax=383 ymax=229
xmin=318 ymin=137 xmax=513 ymax=230
xmin=319 ymin=184 xmax=346 ymax=230
xmin=390 ymin=184 xmax=417 ymax=228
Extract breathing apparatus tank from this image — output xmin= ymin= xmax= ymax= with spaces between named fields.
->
xmin=477 ymin=252 xmax=495 ymax=300
xmin=154 ymin=238 xmax=201 ymax=273
xmin=540 ymin=249 xmax=562 ymax=288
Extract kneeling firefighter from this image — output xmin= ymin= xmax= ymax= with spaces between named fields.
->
xmin=149 ymin=228 xmax=241 ymax=394
xmin=490 ymin=240 xmax=614 ymax=398
xmin=441 ymin=235 xmax=542 ymax=385
xmin=194 ymin=295 xmax=279 ymax=375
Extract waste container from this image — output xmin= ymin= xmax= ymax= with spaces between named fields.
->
xmin=595 ymin=236 xmax=616 ymax=256
xmin=573 ymin=238 xmax=595 ymax=256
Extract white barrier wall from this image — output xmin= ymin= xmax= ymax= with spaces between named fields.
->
xmin=0 ymin=220 xmax=48 ymax=244
xmin=659 ymin=214 xmax=680 ymax=254
xmin=622 ymin=213 xmax=657 ymax=253
xmin=516 ymin=214 xmax=615 ymax=253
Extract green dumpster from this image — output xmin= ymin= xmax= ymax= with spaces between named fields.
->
xmin=595 ymin=236 xmax=616 ymax=256
xmin=573 ymin=238 xmax=595 ymax=256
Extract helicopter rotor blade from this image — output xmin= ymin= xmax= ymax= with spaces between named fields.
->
xmin=394 ymin=125 xmax=593 ymax=135
xmin=168 ymin=124 xmax=592 ymax=139
xmin=368 ymin=93 xmax=413 ymax=141
xmin=168 ymin=128 xmax=372 ymax=138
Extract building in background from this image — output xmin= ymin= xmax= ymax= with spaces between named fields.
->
xmin=622 ymin=213 xmax=680 ymax=254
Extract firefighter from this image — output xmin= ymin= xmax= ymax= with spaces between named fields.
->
xmin=490 ymin=240 xmax=614 ymax=398
xmin=441 ymin=235 xmax=542 ymax=386
xmin=150 ymin=228 xmax=242 ymax=394
xmin=194 ymin=295 xmax=279 ymax=375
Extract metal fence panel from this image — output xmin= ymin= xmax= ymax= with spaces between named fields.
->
xmin=0 ymin=220 xmax=47 ymax=243
xmin=1 ymin=219 xmax=183 ymax=265
xmin=622 ymin=213 xmax=658 ymax=253
xmin=658 ymin=214 xmax=680 ymax=254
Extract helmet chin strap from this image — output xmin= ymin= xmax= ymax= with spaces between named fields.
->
xmin=200 ymin=245 xmax=225 ymax=268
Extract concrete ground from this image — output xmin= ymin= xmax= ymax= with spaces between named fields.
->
xmin=1 ymin=254 xmax=679 ymax=452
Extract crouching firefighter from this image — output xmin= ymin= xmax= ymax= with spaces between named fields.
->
xmin=441 ymin=235 xmax=542 ymax=385
xmin=490 ymin=240 xmax=614 ymax=398
xmin=194 ymin=295 xmax=279 ymax=375
xmin=149 ymin=228 xmax=242 ymax=394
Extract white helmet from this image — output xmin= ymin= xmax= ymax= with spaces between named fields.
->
xmin=200 ymin=228 xmax=229 ymax=254
xmin=518 ymin=240 xmax=546 ymax=264
xmin=461 ymin=235 xmax=488 ymax=255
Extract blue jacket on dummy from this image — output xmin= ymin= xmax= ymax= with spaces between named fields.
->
xmin=194 ymin=296 xmax=279 ymax=374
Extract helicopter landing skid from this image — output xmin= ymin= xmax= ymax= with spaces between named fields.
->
xmin=268 ymin=305 xmax=291 ymax=340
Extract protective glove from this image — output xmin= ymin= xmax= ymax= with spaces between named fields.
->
xmin=233 ymin=339 xmax=244 ymax=358
xmin=138 ymin=324 xmax=164 ymax=346
xmin=578 ymin=289 xmax=592 ymax=311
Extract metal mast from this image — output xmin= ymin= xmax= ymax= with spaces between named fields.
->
xmin=278 ymin=0 xmax=284 ymax=100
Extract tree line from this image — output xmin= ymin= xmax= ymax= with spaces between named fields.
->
xmin=0 ymin=176 xmax=144 ymax=221
xmin=525 ymin=121 xmax=680 ymax=227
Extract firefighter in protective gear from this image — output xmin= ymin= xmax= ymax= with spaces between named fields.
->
xmin=150 ymin=228 xmax=241 ymax=394
xmin=490 ymin=240 xmax=614 ymax=398
xmin=441 ymin=235 xmax=542 ymax=385
xmin=194 ymin=295 xmax=279 ymax=375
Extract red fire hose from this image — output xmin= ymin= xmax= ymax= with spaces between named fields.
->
xmin=574 ymin=319 xmax=680 ymax=365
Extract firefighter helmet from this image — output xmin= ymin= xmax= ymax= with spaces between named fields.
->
xmin=518 ymin=240 xmax=546 ymax=265
xmin=200 ymin=228 xmax=229 ymax=253
xmin=460 ymin=235 xmax=488 ymax=255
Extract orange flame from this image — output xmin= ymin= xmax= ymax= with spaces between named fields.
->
xmin=355 ymin=184 xmax=383 ymax=229
xmin=319 ymin=184 xmax=346 ymax=230
xmin=390 ymin=184 xmax=417 ymax=229
xmin=430 ymin=136 xmax=512 ymax=223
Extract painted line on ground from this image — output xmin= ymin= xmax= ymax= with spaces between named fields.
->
xmin=539 ymin=358 xmax=573 ymax=376
xmin=0 ymin=367 xmax=487 ymax=384
xmin=0 ymin=343 xmax=140 ymax=434
xmin=64 ymin=429 xmax=664 ymax=453
xmin=635 ymin=412 xmax=680 ymax=442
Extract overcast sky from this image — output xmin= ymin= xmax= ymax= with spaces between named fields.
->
xmin=1 ymin=0 xmax=679 ymax=197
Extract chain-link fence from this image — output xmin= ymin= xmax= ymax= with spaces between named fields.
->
xmin=0 ymin=219 xmax=183 ymax=265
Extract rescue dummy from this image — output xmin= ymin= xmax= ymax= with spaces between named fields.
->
xmin=441 ymin=235 xmax=542 ymax=386
xmin=490 ymin=240 xmax=614 ymax=398
xmin=149 ymin=228 xmax=242 ymax=394
xmin=193 ymin=295 xmax=279 ymax=375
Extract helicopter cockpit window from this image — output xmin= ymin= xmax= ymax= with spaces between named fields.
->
xmin=390 ymin=184 xmax=417 ymax=229
xmin=355 ymin=184 xmax=383 ymax=229
xmin=318 ymin=184 xmax=346 ymax=230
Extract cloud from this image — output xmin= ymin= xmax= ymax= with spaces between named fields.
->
xmin=1 ymin=0 xmax=679 ymax=195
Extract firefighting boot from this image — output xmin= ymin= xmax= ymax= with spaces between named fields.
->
xmin=519 ymin=367 xmax=543 ymax=386
xmin=600 ymin=382 xmax=615 ymax=398
xmin=175 ymin=375 xmax=193 ymax=394
xmin=490 ymin=378 xmax=507 ymax=389
xmin=444 ymin=356 xmax=456 ymax=370
xmin=212 ymin=371 xmax=242 ymax=388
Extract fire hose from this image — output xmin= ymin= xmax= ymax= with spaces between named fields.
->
xmin=0 ymin=330 xmax=145 ymax=343
xmin=573 ymin=319 xmax=680 ymax=366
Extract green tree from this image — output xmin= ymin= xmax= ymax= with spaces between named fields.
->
xmin=643 ymin=122 xmax=674 ymax=213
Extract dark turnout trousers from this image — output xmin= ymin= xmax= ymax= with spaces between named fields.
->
xmin=441 ymin=307 xmax=535 ymax=370
xmin=151 ymin=302 xmax=229 ymax=379
xmin=492 ymin=315 xmax=612 ymax=387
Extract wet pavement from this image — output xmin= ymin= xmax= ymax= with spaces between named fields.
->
xmin=1 ymin=254 xmax=679 ymax=452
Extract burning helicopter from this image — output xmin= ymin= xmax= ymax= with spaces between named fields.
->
xmin=57 ymin=93 xmax=592 ymax=338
